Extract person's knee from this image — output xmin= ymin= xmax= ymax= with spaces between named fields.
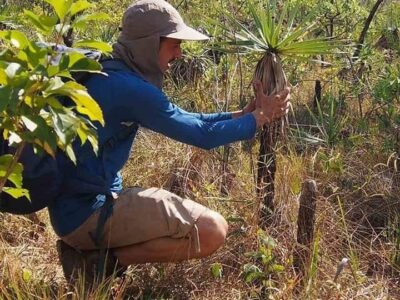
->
xmin=197 ymin=211 xmax=228 ymax=256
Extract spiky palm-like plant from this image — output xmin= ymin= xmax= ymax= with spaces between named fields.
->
xmin=222 ymin=1 xmax=337 ymax=226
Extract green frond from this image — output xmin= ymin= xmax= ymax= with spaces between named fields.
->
xmin=277 ymin=22 xmax=317 ymax=50
xmin=248 ymin=3 xmax=267 ymax=45
xmin=248 ymin=1 xmax=279 ymax=49
xmin=279 ymin=39 xmax=335 ymax=55
xmin=223 ymin=9 xmax=267 ymax=48
xmin=287 ymin=1 xmax=300 ymax=33
xmin=272 ymin=3 xmax=288 ymax=46
xmin=220 ymin=0 xmax=340 ymax=58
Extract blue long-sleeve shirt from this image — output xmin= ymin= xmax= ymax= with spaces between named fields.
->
xmin=48 ymin=60 xmax=256 ymax=236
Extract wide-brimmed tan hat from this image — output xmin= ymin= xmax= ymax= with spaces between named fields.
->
xmin=121 ymin=0 xmax=209 ymax=41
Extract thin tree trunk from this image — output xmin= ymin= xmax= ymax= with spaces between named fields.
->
xmin=352 ymin=0 xmax=385 ymax=60
xmin=257 ymin=127 xmax=276 ymax=226
xmin=254 ymin=53 xmax=286 ymax=228
xmin=220 ymin=45 xmax=231 ymax=195
xmin=220 ymin=145 xmax=231 ymax=195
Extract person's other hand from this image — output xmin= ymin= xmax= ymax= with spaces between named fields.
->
xmin=251 ymin=80 xmax=290 ymax=128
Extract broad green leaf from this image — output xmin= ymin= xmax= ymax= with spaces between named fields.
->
xmin=76 ymin=125 xmax=88 ymax=145
xmin=22 ymin=43 xmax=48 ymax=68
xmin=45 ymin=77 xmax=65 ymax=93
xmin=8 ymin=132 xmax=22 ymax=144
xmin=65 ymin=144 xmax=76 ymax=164
xmin=0 ymin=49 xmax=29 ymax=68
xmin=59 ymin=54 xmax=70 ymax=71
xmin=70 ymin=0 xmax=94 ymax=16
xmin=45 ymin=96 xmax=64 ymax=110
xmin=5 ymin=62 xmax=22 ymax=79
xmin=0 ymin=154 xmax=23 ymax=188
xmin=21 ymin=116 xmax=38 ymax=132
xmin=0 ymin=68 xmax=8 ymax=84
xmin=75 ymin=118 xmax=97 ymax=151
xmin=45 ymin=81 xmax=104 ymax=125
xmin=44 ymin=0 xmax=73 ymax=20
xmin=3 ymin=187 xmax=30 ymax=199
xmin=73 ymin=40 xmax=112 ymax=53
xmin=67 ymin=52 xmax=102 ymax=72
xmin=0 ymin=86 xmax=12 ymax=110
xmin=210 ymin=263 xmax=223 ymax=279
xmin=55 ymin=24 xmax=72 ymax=36
xmin=16 ymin=50 xmax=30 ymax=67
xmin=30 ymin=117 xmax=57 ymax=157
xmin=47 ymin=65 xmax=61 ymax=77
xmin=6 ymin=168 xmax=23 ymax=189
xmin=0 ymin=154 xmax=13 ymax=175
xmin=243 ymin=264 xmax=263 ymax=283
xmin=35 ymin=139 xmax=56 ymax=157
xmin=56 ymin=70 xmax=74 ymax=80
xmin=50 ymin=109 xmax=79 ymax=145
xmin=0 ymin=30 xmax=30 ymax=49
xmin=23 ymin=10 xmax=57 ymax=35
xmin=86 ymin=129 xmax=99 ymax=154
xmin=73 ymin=13 xmax=110 ymax=30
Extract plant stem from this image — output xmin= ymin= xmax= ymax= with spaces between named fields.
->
xmin=255 ymin=53 xmax=287 ymax=227
xmin=352 ymin=0 xmax=384 ymax=61
xmin=0 ymin=141 xmax=26 ymax=193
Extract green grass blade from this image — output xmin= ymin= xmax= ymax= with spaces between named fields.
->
xmin=224 ymin=9 xmax=267 ymax=49
xmin=248 ymin=2 xmax=269 ymax=46
xmin=269 ymin=0 xmax=279 ymax=42
xmin=211 ymin=11 xmax=267 ymax=52
xmin=225 ymin=40 xmax=256 ymax=47
xmin=276 ymin=22 xmax=316 ymax=50
xmin=287 ymin=0 xmax=300 ymax=33
xmin=272 ymin=1 xmax=289 ymax=46
xmin=280 ymin=39 xmax=336 ymax=55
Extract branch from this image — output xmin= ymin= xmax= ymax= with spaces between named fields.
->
xmin=352 ymin=0 xmax=385 ymax=61
xmin=0 ymin=142 xmax=26 ymax=193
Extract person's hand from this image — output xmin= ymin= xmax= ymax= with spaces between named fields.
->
xmin=251 ymin=80 xmax=290 ymax=128
xmin=242 ymin=97 xmax=256 ymax=115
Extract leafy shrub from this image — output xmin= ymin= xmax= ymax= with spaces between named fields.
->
xmin=0 ymin=0 xmax=111 ymax=198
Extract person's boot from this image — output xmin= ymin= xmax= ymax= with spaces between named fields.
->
xmin=56 ymin=239 xmax=126 ymax=288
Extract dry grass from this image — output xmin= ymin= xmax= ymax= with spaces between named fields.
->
xmin=0 ymin=53 xmax=399 ymax=300
xmin=1 ymin=127 xmax=399 ymax=299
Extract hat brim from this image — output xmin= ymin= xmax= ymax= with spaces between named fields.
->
xmin=162 ymin=25 xmax=209 ymax=41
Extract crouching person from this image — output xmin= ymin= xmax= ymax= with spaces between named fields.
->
xmin=51 ymin=0 xmax=290 ymax=286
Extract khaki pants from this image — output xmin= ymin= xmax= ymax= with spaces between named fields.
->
xmin=61 ymin=187 xmax=206 ymax=253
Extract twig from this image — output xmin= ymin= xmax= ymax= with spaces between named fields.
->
xmin=0 ymin=142 xmax=26 ymax=193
